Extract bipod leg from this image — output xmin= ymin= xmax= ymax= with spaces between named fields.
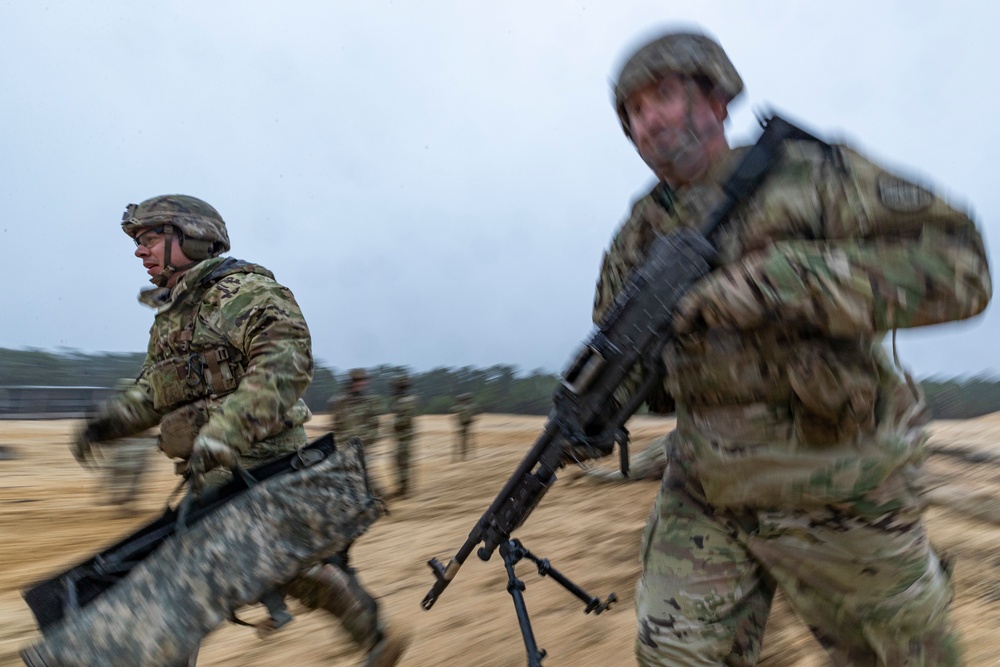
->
xmin=499 ymin=539 xmax=547 ymax=667
xmin=512 ymin=538 xmax=617 ymax=615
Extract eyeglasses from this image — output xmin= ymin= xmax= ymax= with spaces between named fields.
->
xmin=134 ymin=226 xmax=165 ymax=249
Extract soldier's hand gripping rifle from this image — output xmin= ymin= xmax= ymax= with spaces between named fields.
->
xmin=422 ymin=114 xmax=829 ymax=662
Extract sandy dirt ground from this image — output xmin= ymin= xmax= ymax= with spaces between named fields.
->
xmin=1 ymin=414 xmax=999 ymax=666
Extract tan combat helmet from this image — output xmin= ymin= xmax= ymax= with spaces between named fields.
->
xmin=121 ymin=194 xmax=231 ymax=287
xmin=613 ymin=31 xmax=744 ymax=141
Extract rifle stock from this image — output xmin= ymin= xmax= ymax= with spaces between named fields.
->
xmin=422 ymin=113 xmax=829 ymax=613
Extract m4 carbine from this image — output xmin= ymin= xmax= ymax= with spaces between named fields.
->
xmin=422 ymin=114 xmax=829 ymax=665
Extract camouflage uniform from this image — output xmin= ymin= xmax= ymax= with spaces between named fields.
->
xmin=599 ymin=33 xmax=992 ymax=666
xmin=452 ymin=393 xmax=477 ymax=461
xmin=329 ymin=371 xmax=383 ymax=451
xmin=389 ymin=374 xmax=418 ymax=497
xmin=72 ymin=195 xmax=405 ymax=667
xmin=85 ymin=254 xmax=314 ymax=471
xmin=329 ymin=369 xmax=386 ymax=498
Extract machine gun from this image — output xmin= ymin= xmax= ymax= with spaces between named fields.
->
xmin=421 ymin=114 xmax=830 ymax=666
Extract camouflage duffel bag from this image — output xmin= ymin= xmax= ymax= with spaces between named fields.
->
xmin=21 ymin=434 xmax=382 ymax=667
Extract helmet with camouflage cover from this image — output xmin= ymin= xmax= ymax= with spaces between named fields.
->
xmin=122 ymin=194 xmax=230 ymax=259
xmin=613 ymin=30 xmax=743 ymax=140
xmin=349 ymin=368 xmax=368 ymax=382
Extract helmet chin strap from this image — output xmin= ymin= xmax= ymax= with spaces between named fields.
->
xmin=149 ymin=225 xmax=199 ymax=288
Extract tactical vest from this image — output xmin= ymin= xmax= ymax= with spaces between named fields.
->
xmin=143 ymin=258 xmax=269 ymax=413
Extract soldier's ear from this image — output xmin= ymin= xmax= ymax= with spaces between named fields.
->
xmin=709 ymin=92 xmax=728 ymax=122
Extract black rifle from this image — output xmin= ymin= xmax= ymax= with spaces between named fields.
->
xmin=421 ymin=114 xmax=830 ymax=665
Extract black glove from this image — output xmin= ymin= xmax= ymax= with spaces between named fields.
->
xmin=559 ymin=405 xmax=621 ymax=465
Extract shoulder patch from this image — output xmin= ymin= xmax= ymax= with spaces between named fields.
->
xmin=876 ymin=174 xmax=933 ymax=213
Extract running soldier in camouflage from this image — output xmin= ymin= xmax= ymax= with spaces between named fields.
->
xmin=329 ymin=368 xmax=387 ymax=498
xmin=329 ymin=368 xmax=383 ymax=449
xmin=67 ymin=195 xmax=406 ymax=666
xmin=389 ymin=372 xmax=418 ymax=498
xmin=598 ymin=30 xmax=991 ymax=665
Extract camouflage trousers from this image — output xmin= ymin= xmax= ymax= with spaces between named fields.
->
xmin=454 ymin=425 xmax=472 ymax=461
xmin=635 ymin=465 xmax=962 ymax=666
xmin=285 ymin=556 xmax=382 ymax=652
xmin=394 ymin=434 xmax=414 ymax=496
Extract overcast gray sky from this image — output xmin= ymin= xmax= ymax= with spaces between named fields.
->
xmin=1 ymin=1 xmax=997 ymax=378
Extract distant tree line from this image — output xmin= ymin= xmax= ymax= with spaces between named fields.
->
xmin=1 ymin=347 xmax=998 ymax=419
xmin=0 ymin=348 xmax=560 ymax=416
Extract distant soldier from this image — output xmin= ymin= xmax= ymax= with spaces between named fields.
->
xmin=329 ymin=368 xmax=385 ymax=496
xmin=389 ymin=373 xmax=418 ymax=498
xmin=329 ymin=368 xmax=382 ymax=450
xmin=96 ymin=378 xmax=157 ymax=506
xmin=452 ymin=393 xmax=477 ymax=462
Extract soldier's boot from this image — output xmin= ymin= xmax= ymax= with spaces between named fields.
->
xmin=285 ymin=557 xmax=408 ymax=667
xmin=364 ymin=621 xmax=409 ymax=667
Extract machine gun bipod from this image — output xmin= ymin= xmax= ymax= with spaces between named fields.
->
xmin=499 ymin=538 xmax=617 ymax=667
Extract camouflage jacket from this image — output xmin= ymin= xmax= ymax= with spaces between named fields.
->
xmin=595 ymin=140 xmax=992 ymax=508
xmin=391 ymin=394 xmax=418 ymax=440
xmin=90 ymin=257 xmax=314 ymax=458
xmin=329 ymin=391 xmax=381 ymax=446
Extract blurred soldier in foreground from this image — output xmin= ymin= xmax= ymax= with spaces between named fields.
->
xmin=329 ymin=368 xmax=387 ymax=497
xmin=95 ymin=378 xmax=157 ymax=506
xmin=452 ymin=392 xmax=477 ymax=462
xmin=71 ymin=195 xmax=405 ymax=666
xmin=596 ymin=29 xmax=991 ymax=665
xmin=389 ymin=372 xmax=418 ymax=498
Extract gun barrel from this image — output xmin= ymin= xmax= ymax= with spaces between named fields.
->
xmin=421 ymin=555 xmax=464 ymax=610
xmin=423 ymin=420 xmax=564 ymax=609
